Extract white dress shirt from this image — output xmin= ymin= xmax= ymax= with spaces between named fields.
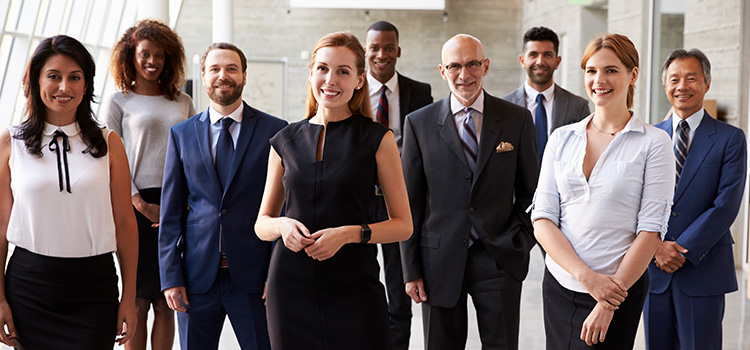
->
xmin=368 ymin=71 xmax=401 ymax=146
xmin=524 ymin=82 xmax=555 ymax=136
xmin=531 ymin=113 xmax=674 ymax=292
xmin=670 ymin=109 xmax=704 ymax=151
xmin=7 ymin=123 xmax=117 ymax=257
xmin=208 ymin=103 xmax=243 ymax=163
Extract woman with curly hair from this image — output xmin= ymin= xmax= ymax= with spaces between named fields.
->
xmin=102 ymin=19 xmax=194 ymax=350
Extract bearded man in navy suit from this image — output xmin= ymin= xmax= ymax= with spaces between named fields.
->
xmin=644 ymin=48 xmax=746 ymax=350
xmin=159 ymin=43 xmax=287 ymax=350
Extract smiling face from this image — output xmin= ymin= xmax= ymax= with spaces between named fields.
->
xmin=664 ymin=56 xmax=710 ymax=119
xmin=133 ymin=39 xmax=165 ymax=83
xmin=583 ymin=48 xmax=637 ymax=110
xmin=365 ymin=30 xmax=400 ymax=84
xmin=38 ymin=54 xmax=86 ymax=123
xmin=202 ymin=48 xmax=246 ymax=109
xmin=520 ymin=40 xmax=560 ymax=92
xmin=309 ymin=46 xmax=365 ymax=115
xmin=439 ymin=35 xmax=489 ymax=106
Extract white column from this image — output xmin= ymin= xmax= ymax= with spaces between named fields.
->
xmin=137 ymin=0 xmax=169 ymax=23
xmin=213 ymin=0 xmax=233 ymax=43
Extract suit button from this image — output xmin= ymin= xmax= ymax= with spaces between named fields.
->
xmin=469 ymin=207 xmax=475 ymax=213
xmin=221 ymin=209 xmax=229 ymax=215
xmin=671 ymin=211 xmax=679 ymax=217
xmin=462 ymin=240 xmax=468 ymax=247
xmin=465 ymin=175 xmax=471 ymax=183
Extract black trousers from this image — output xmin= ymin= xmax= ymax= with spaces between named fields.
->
xmin=542 ymin=267 xmax=648 ymax=350
xmin=5 ymin=247 xmax=119 ymax=350
xmin=134 ymin=187 xmax=163 ymax=299
xmin=422 ymin=241 xmax=522 ymax=350
xmin=369 ymin=194 xmax=412 ymax=350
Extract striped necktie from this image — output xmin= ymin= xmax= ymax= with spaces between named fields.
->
xmin=675 ymin=119 xmax=689 ymax=186
xmin=460 ymin=108 xmax=478 ymax=173
xmin=376 ymin=85 xmax=389 ymax=128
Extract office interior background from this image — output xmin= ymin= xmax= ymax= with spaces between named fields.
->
xmin=1 ymin=0 xmax=749 ymax=349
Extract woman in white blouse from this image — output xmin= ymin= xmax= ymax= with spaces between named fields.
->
xmin=0 ymin=35 xmax=138 ymax=348
xmin=531 ymin=33 xmax=674 ymax=349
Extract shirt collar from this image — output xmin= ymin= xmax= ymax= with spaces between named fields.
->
xmin=450 ymin=91 xmax=485 ymax=115
xmin=524 ymin=81 xmax=555 ymax=102
xmin=671 ymin=109 xmax=704 ymax=133
xmin=367 ymin=70 xmax=398 ymax=95
xmin=574 ymin=111 xmax=644 ymax=137
xmin=209 ymin=103 xmax=244 ymax=124
xmin=43 ymin=122 xmax=80 ymax=137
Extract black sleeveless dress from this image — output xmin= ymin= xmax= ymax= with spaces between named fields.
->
xmin=266 ymin=115 xmax=391 ymax=350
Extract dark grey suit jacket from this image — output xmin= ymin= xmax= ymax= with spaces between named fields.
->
xmin=400 ymin=91 xmax=539 ymax=308
xmin=501 ymin=84 xmax=590 ymax=134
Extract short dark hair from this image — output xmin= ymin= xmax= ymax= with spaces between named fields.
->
xmin=366 ymin=21 xmax=399 ymax=40
xmin=661 ymin=48 xmax=711 ymax=85
xmin=200 ymin=42 xmax=247 ymax=73
xmin=19 ymin=35 xmax=106 ymax=158
xmin=522 ymin=26 xmax=559 ymax=55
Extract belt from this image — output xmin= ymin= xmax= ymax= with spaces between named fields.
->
xmin=219 ymin=256 xmax=229 ymax=268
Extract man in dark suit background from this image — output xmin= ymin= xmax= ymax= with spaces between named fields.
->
xmin=159 ymin=43 xmax=287 ymax=350
xmin=644 ymin=49 xmax=746 ymax=350
xmin=400 ymin=34 xmax=538 ymax=349
xmin=502 ymin=26 xmax=589 ymax=162
xmin=364 ymin=20 xmax=432 ymax=350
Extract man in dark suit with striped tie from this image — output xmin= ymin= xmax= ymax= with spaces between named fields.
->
xmin=364 ymin=20 xmax=432 ymax=350
xmin=400 ymin=34 xmax=538 ymax=349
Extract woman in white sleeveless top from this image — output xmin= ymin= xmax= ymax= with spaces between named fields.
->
xmin=0 ymin=35 xmax=138 ymax=349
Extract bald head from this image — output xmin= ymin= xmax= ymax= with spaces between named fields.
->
xmin=439 ymin=34 xmax=489 ymax=106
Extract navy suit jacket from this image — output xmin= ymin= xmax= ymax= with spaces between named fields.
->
xmin=159 ymin=101 xmax=288 ymax=295
xmin=649 ymin=112 xmax=746 ymax=296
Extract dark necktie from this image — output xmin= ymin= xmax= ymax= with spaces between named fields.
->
xmin=675 ymin=119 xmax=689 ymax=186
xmin=215 ymin=117 xmax=235 ymax=191
xmin=459 ymin=108 xmax=480 ymax=246
xmin=376 ymin=85 xmax=389 ymax=128
xmin=535 ymin=93 xmax=548 ymax=163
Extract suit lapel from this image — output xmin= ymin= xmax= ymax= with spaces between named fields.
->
xmin=552 ymin=85 xmax=570 ymax=130
xmin=398 ymin=74 xmax=411 ymax=130
xmin=224 ymin=102 xmax=257 ymax=191
xmin=473 ymin=94 xmax=501 ymax=179
xmin=437 ymin=96 xmax=470 ymax=169
xmin=674 ymin=112 xmax=716 ymax=202
xmin=194 ymin=109 xmax=223 ymax=194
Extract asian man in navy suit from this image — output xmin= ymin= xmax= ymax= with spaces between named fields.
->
xmin=644 ymin=49 xmax=747 ymax=350
xmin=159 ymin=43 xmax=287 ymax=350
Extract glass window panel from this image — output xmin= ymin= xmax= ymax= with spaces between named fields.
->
xmin=34 ymin=0 xmax=49 ymax=36
xmin=0 ymin=0 xmax=12 ymax=32
xmin=117 ymin=0 xmax=137 ymax=40
xmin=42 ymin=0 xmax=67 ymax=36
xmin=66 ymin=0 xmax=90 ymax=39
xmin=100 ymin=0 xmax=124 ymax=47
xmin=12 ymin=84 xmax=25 ymax=124
xmin=0 ymin=35 xmax=14 ymax=90
xmin=4 ymin=0 xmax=22 ymax=32
xmin=17 ymin=0 xmax=41 ymax=35
xmin=0 ymin=36 xmax=32 ymax=126
xmin=84 ymin=0 xmax=107 ymax=44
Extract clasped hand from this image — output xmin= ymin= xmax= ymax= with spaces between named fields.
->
xmin=279 ymin=218 xmax=348 ymax=261
xmin=579 ymin=271 xmax=627 ymax=310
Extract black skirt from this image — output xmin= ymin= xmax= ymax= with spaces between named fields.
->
xmin=134 ymin=187 xmax=163 ymax=299
xmin=5 ymin=247 xmax=119 ymax=350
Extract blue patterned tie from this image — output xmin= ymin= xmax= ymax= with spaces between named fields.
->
xmin=460 ymin=108 xmax=480 ymax=246
xmin=535 ymin=93 xmax=548 ymax=163
xmin=215 ymin=117 xmax=235 ymax=191
xmin=460 ymin=108 xmax=478 ymax=173
xmin=675 ymin=119 xmax=689 ymax=187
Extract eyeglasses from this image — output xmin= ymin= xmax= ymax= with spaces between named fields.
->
xmin=444 ymin=60 xmax=485 ymax=74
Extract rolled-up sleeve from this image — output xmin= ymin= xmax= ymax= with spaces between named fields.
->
xmin=531 ymin=129 xmax=562 ymax=226
xmin=635 ymin=130 xmax=674 ymax=238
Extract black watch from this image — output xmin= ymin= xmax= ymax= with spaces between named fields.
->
xmin=360 ymin=223 xmax=372 ymax=244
